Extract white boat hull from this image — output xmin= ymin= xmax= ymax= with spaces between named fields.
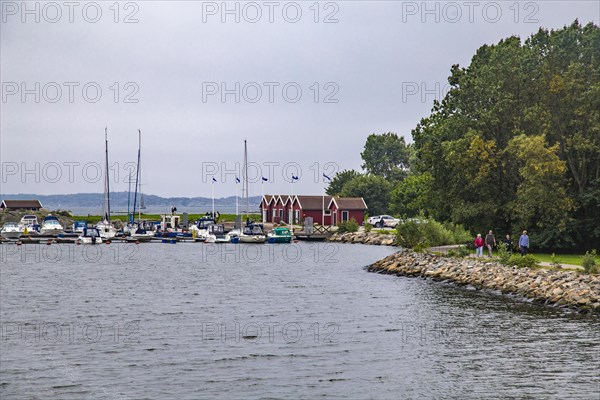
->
xmin=97 ymin=224 xmax=117 ymax=239
xmin=130 ymin=233 xmax=154 ymax=242
xmin=239 ymin=235 xmax=267 ymax=243
xmin=1 ymin=230 xmax=22 ymax=239
xmin=40 ymin=227 xmax=63 ymax=236
xmin=78 ymin=236 xmax=103 ymax=245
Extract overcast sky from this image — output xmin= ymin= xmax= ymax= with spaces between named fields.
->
xmin=1 ymin=0 xmax=598 ymax=198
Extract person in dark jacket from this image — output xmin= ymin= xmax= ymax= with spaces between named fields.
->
xmin=503 ymin=234 xmax=513 ymax=253
xmin=485 ymin=230 xmax=496 ymax=257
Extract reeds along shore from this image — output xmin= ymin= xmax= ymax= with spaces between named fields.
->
xmin=367 ymin=251 xmax=600 ymax=314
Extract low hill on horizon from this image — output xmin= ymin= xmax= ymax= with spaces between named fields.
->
xmin=1 ymin=192 xmax=262 ymax=210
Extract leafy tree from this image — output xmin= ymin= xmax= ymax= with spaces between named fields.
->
xmin=339 ymin=175 xmax=391 ymax=216
xmin=326 ymin=169 xmax=360 ymax=195
xmin=360 ymin=133 xmax=412 ymax=181
xmin=505 ymin=134 xmax=572 ymax=232
xmin=389 ymin=173 xmax=433 ymax=217
xmin=411 ymin=21 xmax=600 ymax=251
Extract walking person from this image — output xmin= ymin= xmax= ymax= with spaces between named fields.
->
xmin=485 ymin=230 xmax=496 ymax=258
xmin=519 ymin=230 xmax=529 ymax=256
xmin=503 ymin=234 xmax=513 ymax=253
xmin=474 ymin=234 xmax=484 ymax=258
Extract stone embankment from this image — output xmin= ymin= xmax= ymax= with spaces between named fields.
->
xmin=367 ymin=251 xmax=600 ymax=313
xmin=328 ymin=231 xmax=396 ymax=246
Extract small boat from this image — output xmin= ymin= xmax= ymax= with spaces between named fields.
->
xmin=20 ymin=215 xmax=39 ymax=235
xmin=206 ymin=224 xmax=231 ymax=243
xmin=267 ymin=227 xmax=292 ymax=243
xmin=190 ymin=217 xmax=215 ymax=240
xmin=72 ymin=220 xmax=88 ymax=233
xmin=1 ymin=222 xmax=23 ymax=239
xmin=97 ymin=128 xmax=118 ymax=240
xmin=40 ymin=215 xmax=64 ymax=235
xmin=239 ymin=223 xmax=267 ymax=244
xmin=20 ymin=214 xmax=38 ymax=227
xmin=96 ymin=219 xmax=118 ymax=239
xmin=129 ymin=223 xmax=155 ymax=242
xmin=77 ymin=227 xmax=103 ymax=244
xmin=228 ymin=228 xmax=241 ymax=244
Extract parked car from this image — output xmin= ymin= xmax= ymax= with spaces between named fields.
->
xmin=367 ymin=215 xmax=400 ymax=228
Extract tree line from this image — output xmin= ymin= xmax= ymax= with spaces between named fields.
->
xmin=327 ymin=21 xmax=599 ymax=252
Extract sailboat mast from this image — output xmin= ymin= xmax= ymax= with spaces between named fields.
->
xmin=138 ymin=130 xmax=142 ymax=222
xmin=127 ymin=171 xmax=132 ymax=222
xmin=133 ymin=129 xmax=141 ymax=223
xmin=243 ymin=140 xmax=249 ymax=220
xmin=105 ymin=127 xmax=111 ymax=222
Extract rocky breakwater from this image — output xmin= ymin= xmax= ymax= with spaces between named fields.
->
xmin=328 ymin=231 xmax=396 ymax=246
xmin=367 ymin=251 xmax=600 ymax=313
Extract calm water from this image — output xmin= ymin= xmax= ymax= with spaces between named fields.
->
xmin=1 ymin=243 xmax=598 ymax=399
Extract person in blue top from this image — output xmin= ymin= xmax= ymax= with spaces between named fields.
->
xmin=519 ymin=230 xmax=529 ymax=256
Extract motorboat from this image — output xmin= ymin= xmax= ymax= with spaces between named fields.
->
xmin=267 ymin=227 xmax=292 ymax=243
xmin=239 ymin=223 xmax=267 ymax=243
xmin=1 ymin=222 xmax=23 ymax=239
xmin=190 ymin=217 xmax=215 ymax=240
xmin=72 ymin=220 xmax=88 ymax=233
xmin=20 ymin=214 xmax=39 ymax=235
xmin=77 ymin=227 xmax=103 ymax=245
xmin=206 ymin=224 xmax=232 ymax=243
xmin=40 ymin=215 xmax=64 ymax=235
xmin=129 ymin=222 xmax=155 ymax=242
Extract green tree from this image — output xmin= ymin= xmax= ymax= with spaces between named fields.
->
xmin=339 ymin=174 xmax=392 ymax=216
xmin=411 ymin=21 xmax=600 ymax=251
xmin=389 ymin=172 xmax=433 ymax=217
xmin=326 ymin=169 xmax=360 ymax=195
xmin=361 ymin=133 xmax=412 ymax=182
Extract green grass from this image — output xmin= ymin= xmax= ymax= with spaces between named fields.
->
xmin=470 ymin=249 xmax=598 ymax=267
xmin=373 ymin=229 xmax=396 ymax=234
xmin=531 ymin=253 xmax=599 ymax=267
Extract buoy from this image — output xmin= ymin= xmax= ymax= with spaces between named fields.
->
xmin=135 ymin=240 xmax=140 ymax=245
xmin=106 ymin=240 xmax=111 ymax=245
xmin=46 ymin=241 xmax=51 ymax=245
xmin=16 ymin=241 xmax=22 ymax=246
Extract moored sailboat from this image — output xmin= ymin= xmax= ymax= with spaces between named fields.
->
xmin=238 ymin=140 xmax=266 ymax=243
xmin=97 ymin=128 xmax=117 ymax=240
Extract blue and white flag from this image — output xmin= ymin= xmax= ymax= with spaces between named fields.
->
xmin=235 ymin=176 xmax=241 ymax=183
xmin=292 ymin=175 xmax=299 ymax=181
xmin=212 ymin=177 xmax=217 ymax=183
xmin=323 ymin=173 xmax=332 ymax=181
xmin=261 ymin=177 xmax=268 ymax=182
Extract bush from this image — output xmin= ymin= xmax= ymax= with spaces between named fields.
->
xmin=549 ymin=253 xmax=562 ymax=270
xmin=497 ymin=242 xmax=511 ymax=264
xmin=337 ymin=219 xmax=359 ymax=234
xmin=395 ymin=219 xmax=428 ymax=249
xmin=581 ymin=250 xmax=598 ymax=274
xmin=364 ymin=223 xmax=373 ymax=233
xmin=442 ymin=221 xmax=472 ymax=244
xmin=505 ymin=254 xmax=539 ymax=269
xmin=395 ymin=216 xmax=472 ymax=249
xmin=447 ymin=245 xmax=469 ymax=258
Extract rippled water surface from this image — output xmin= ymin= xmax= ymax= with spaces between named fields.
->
xmin=1 ymin=242 xmax=599 ymax=399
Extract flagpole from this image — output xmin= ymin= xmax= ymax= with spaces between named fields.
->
xmin=212 ymin=178 xmax=215 ymax=216
xmin=322 ymin=182 xmax=325 ymax=227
